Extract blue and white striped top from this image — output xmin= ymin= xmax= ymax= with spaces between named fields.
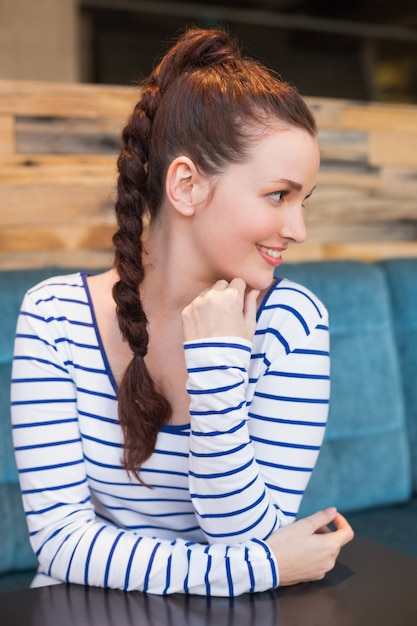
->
xmin=11 ymin=272 xmax=329 ymax=596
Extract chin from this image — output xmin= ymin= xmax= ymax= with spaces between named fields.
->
xmin=247 ymin=273 xmax=277 ymax=292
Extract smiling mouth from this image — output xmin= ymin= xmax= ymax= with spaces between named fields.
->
xmin=256 ymin=244 xmax=282 ymax=259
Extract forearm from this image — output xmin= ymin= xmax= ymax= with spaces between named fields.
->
xmin=186 ymin=339 xmax=278 ymax=543
xmin=25 ymin=509 xmax=277 ymax=595
xmin=185 ymin=316 xmax=330 ymax=542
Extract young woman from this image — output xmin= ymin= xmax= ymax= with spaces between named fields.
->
xmin=11 ymin=27 xmax=353 ymax=596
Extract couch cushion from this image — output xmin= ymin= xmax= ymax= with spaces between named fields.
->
xmin=0 ymin=484 xmax=37 ymax=575
xmin=0 ymin=268 xmax=89 ymax=578
xmin=280 ymin=261 xmax=412 ymax=516
xmin=379 ymin=259 xmax=417 ymax=493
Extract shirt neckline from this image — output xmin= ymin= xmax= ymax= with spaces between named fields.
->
xmin=81 ymin=272 xmax=191 ymax=432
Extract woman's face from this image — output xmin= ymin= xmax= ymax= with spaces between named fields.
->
xmin=190 ymin=125 xmax=320 ymax=291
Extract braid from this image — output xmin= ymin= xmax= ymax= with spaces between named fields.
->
xmin=113 ymin=78 xmax=171 ymax=482
xmin=113 ymin=29 xmax=242 ymax=481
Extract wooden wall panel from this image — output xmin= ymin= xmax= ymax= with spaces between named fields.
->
xmin=0 ymin=155 xmax=116 ymax=185
xmin=15 ymin=117 xmax=123 ymax=154
xmin=0 ymin=186 xmax=115 ymax=223
xmin=0 ymin=80 xmax=416 ymax=269
xmin=0 ymin=115 xmax=15 ymax=154
xmin=342 ymin=104 xmax=417 ymax=133
xmin=370 ymin=133 xmax=417 ymax=167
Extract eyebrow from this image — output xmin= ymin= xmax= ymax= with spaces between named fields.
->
xmin=281 ymin=178 xmax=302 ymax=191
xmin=271 ymin=179 xmax=316 ymax=196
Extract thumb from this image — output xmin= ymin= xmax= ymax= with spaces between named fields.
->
xmin=302 ymin=507 xmax=337 ymax=533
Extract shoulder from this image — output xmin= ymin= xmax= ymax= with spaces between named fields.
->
xmin=20 ymin=272 xmax=90 ymax=324
xmin=255 ymin=277 xmax=329 ymax=355
xmin=259 ymin=277 xmax=328 ymax=325
xmin=26 ymin=272 xmax=85 ymax=300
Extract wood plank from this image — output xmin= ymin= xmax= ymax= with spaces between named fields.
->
xmin=379 ymin=165 xmax=417 ymax=196
xmin=96 ymin=85 xmax=138 ymax=118
xmin=305 ymin=220 xmax=417 ymax=242
xmin=15 ymin=116 xmax=124 ymax=154
xmin=316 ymin=165 xmax=417 ymax=196
xmin=318 ymin=129 xmax=369 ymax=163
xmin=0 ymin=227 xmax=63 ymax=251
xmin=0 ymin=80 xmax=99 ymax=118
xmin=0 ymin=186 xmax=116 ymax=225
xmin=308 ymin=188 xmax=417 ymax=221
xmin=317 ymin=166 xmax=380 ymax=189
xmin=0 ymin=115 xmax=15 ymax=154
xmin=0 ymin=225 xmax=115 ymax=252
xmin=316 ymin=241 xmax=417 ymax=262
xmin=370 ymin=132 xmax=417 ymax=167
xmin=306 ymin=97 xmax=346 ymax=129
xmin=78 ymin=225 xmax=115 ymax=249
xmin=0 ymin=250 xmax=113 ymax=270
xmin=0 ymin=154 xmax=117 ymax=185
xmin=342 ymin=103 xmax=417 ymax=133
xmin=283 ymin=244 xmax=325 ymax=262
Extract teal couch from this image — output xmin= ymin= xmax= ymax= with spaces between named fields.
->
xmin=1 ymin=260 xmax=416 ymax=591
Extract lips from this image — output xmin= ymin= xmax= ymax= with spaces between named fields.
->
xmin=257 ymin=244 xmax=282 ymax=259
xmin=256 ymin=244 xmax=284 ymax=267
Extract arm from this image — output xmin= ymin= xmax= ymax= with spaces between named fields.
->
xmin=11 ymin=278 xmax=277 ymax=596
xmin=184 ymin=278 xmax=330 ymax=543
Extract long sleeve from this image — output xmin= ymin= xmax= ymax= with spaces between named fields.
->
xmin=10 ymin=274 xmax=278 ymax=596
xmin=186 ymin=278 xmax=330 ymax=543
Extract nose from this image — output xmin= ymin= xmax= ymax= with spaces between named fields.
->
xmin=279 ymin=202 xmax=307 ymax=244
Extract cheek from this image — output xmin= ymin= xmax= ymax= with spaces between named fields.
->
xmin=198 ymin=191 xmax=267 ymax=249
xmin=249 ymin=212 xmax=280 ymax=237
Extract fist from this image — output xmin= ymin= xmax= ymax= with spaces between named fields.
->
xmin=181 ymin=278 xmax=259 ymax=342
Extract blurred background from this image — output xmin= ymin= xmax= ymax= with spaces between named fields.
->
xmin=1 ymin=0 xmax=417 ymax=103
xmin=1 ymin=0 xmax=417 ymax=270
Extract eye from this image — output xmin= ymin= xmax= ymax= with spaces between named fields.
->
xmin=268 ymin=190 xmax=286 ymax=203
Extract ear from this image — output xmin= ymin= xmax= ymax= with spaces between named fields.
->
xmin=165 ymin=156 xmax=207 ymax=217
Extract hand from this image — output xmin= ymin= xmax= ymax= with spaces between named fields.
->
xmin=181 ymin=278 xmax=260 ymax=342
xmin=265 ymin=508 xmax=354 ymax=586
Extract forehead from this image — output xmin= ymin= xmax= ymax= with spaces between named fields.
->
xmin=238 ymin=126 xmax=320 ymax=178
xmin=250 ymin=124 xmax=317 ymax=152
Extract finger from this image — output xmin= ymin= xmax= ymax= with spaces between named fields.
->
xmin=331 ymin=513 xmax=355 ymax=544
xmin=301 ymin=508 xmax=337 ymax=534
xmin=228 ymin=278 xmax=247 ymax=311
xmin=228 ymin=277 xmax=247 ymax=296
xmin=196 ymin=287 xmax=211 ymax=298
xmin=212 ymin=279 xmax=229 ymax=291
xmin=243 ymin=288 xmax=260 ymax=323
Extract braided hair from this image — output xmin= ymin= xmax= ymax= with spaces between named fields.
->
xmin=112 ymin=27 xmax=317 ymax=480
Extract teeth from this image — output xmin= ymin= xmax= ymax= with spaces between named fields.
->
xmin=259 ymin=245 xmax=281 ymax=259
xmin=268 ymin=248 xmax=281 ymax=259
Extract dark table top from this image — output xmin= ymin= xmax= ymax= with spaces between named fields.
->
xmin=1 ymin=536 xmax=417 ymax=626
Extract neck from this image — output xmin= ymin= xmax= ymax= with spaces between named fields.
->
xmin=140 ymin=218 xmax=208 ymax=316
